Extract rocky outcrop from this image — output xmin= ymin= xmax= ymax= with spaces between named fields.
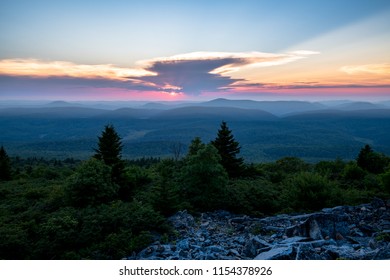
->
xmin=128 ymin=198 xmax=390 ymax=260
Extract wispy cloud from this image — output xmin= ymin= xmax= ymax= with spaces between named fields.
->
xmin=340 ymin=63 xmax=390 ymax=75
xmin=0 ymin=59 xmax=155 ymax=80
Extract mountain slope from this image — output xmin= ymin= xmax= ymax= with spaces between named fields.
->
xmin=151 ymin=106 xmax=277 ymax=121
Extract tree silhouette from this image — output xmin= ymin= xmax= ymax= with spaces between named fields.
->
xmin=0 ymin=146 xmax=12 ymax=181
xmin=94 ymin=124 xmax=124 ymax=184
xmin=211 ymin=121 xmax=244 ymax=177
xmin=94 ymin=125 xmax=123 ymax=165
xmin=181 ymin=144 xmax=228 ymax=211
xmin=357 ymin=144 xmax=389 ymax=174
xmin=187 ymin=136 xmax=205 ymax=157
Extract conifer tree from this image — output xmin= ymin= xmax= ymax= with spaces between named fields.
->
xmin=0 ymin=146 xmax=12 ymax=181
xmin=181 ymin=144 xmax=228 ymax=211
xmin=94 ymin=124 xmax=124 ymax=184
xmin=357 ymin=144 xmax=388 ymax=174
xmin=187 ymin=136 xmax=205 ymax=157
xmin=211 ymin=121 xmax=244 ymax=178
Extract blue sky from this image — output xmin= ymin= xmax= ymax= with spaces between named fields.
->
xmin=1 ymin=0 xmax=390 ymax=101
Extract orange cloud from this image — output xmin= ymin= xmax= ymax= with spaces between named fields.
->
xmin=340 ymin=63 xmax=390 ymax=75
xmin=0 ymin=59 xmax=155 ymax=80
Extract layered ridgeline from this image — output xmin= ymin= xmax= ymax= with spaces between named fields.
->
xmin=1 ymin=98 xmax=390 ymax=162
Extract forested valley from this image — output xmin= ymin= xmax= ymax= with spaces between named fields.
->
xmin=1 ymin=122 xmax=390 ymax=259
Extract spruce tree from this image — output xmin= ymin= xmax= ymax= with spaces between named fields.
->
xmin=181 ymin=144 xmax=228 ymax=211
xmin=94 ymin=124 xmax=124 ymax=184
xmin=94 ymin=125 xmax=123 ymax=165
xmin=0 ymin=146 xmax=12 ymax=181
xmin=356 ymin=144 xmax=388 ymax=174
xmin=211 ymin=121 xmax=244 ymax=178
xmin=187 ymin=136 xmax=205 ymax=157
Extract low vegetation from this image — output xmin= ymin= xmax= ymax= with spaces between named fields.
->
xmin=0 ymin=122 xmax=389 ymax=259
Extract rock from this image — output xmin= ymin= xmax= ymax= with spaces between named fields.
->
xmin=243 ymin=235 xmax=271 ymax=258
xmin=380 ymin=221 xmax=390 ymax=230
xmin=176 ymin=239 xmax=190 ymax=251
xmin=373 ymin=244 xmax=390 ymax=260
xmin=371 ymin=197 xmax=385 ymax=209
xmin=295 ymin=243 xmax=322 ymax=260
xmin=280 ymin=236 xmax=311 ymax=244
xmin=286 ymin=213 xmax=351 ymax=240
xmin=168 ymin=210 xmax=195 ymax=231
xmin=254 ymin=246 xmax=295 ymax=260
xmin=207 ymin=245 xmax=225 ymax=253
xmin=131 ymin=199 xmax=390 ymax=260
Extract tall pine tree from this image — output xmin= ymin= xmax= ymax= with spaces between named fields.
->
xmin=211 ymin=121 xmax=244 ymax=178
xmin=357 ymin=144 xmax=388 ymax=174
xmin=0 ymin=146 xmax=12 ymax=181
xmin=94 ymin=124 xmax=124 ymax=184
xmin=187 ymin=136 xmax=205 ymax=157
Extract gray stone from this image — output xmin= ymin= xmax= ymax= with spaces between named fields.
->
xmin=373 ymin=244 xmax=390 ymax=260
xmin=371 ymin=197 xmax=385 ymax=209
xmin=176 ymin=238 xmax=190 ymax=250
xmin=243 ymin=235 xmax=271 ymax=258
xmin=295 ymin=243 xmax=321 ymax=260
xmin=207 ymin=245 xmax=225 ymax=253
xmin=131 ymin=198 xmax=390 ymax=260
xmin=254 ymin=246 xmax=295 ymax=260
xmin=280 ymin=236 xmax=312 ymax=244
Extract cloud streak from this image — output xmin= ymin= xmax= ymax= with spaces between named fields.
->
xmin=340 ymin=63 xmax=390 ymax=75
xmin=0 ymin=59 xmax=155 ymax=80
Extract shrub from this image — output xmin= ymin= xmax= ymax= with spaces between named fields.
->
xmin=283 ymin=172 xmax=335 ymax=212
xmin=65 ymin=158 xmax=118 ymax=207
xmin=180 ymin=144 xmax=228 ymax=211
xmin=225 ymin=179 xmax=280 ymax=215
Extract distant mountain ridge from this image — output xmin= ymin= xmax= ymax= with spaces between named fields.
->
xmin=1 ymin=98 xmax=390 ymax=162
xmin=199 ymin=98 xmax=327 ymax=116
xmin=152 ymin=106 xmax=277 ymax=121
xmin=0 ymin=106 xmax=107 ymax=118
xmin=1 ymin=98 xmax=390 ymax=119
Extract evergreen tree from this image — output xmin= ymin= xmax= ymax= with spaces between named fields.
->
xmin=187 ymin=136 xmax=205 ymax=157
xmin=94 ymin=124 xmax=125 ymax=184
xmin=0 ymin=146 xmax=12 ymax=181
xmin=94 ymin=124 xmax=123 ymax=165
xmin=357 ymin=144 xmax=388 ymax=174
xmin=181 ymin=144 xmax=228 ymax=211
xmin=211 ymin=121 xmax=244 ymax=177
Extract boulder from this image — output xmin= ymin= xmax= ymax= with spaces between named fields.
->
xmin=243 ymin=235 xmax=271 ymax=258
xmin=131 ymin=198 xmax=390 ymax=260
xmin=254 ymin=245 xmax=295 ymax=260
xmin=285 ymin=213 xmax=350 ymax=240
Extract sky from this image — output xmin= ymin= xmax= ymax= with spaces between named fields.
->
xmin=1 ymin=0 xmax=390 ymax=102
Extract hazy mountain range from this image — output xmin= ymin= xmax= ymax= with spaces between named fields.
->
xmin=1 ymin=98 xmax=390 ymax=162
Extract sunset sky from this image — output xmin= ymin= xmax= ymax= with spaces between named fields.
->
xmin=1 ymin=0 xmax=390 ymax=101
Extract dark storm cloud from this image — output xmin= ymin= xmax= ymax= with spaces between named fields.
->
xmin=137 ymin=58 xmax=244 ymax=95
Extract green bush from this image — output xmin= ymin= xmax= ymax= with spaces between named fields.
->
xmin=180 ymin=144 xmax=228 ymax=211
xmin=341 ymin=162 xmax=366 ymax=183
xmin=381 ymin=170 xmax=390 ymax=194
xmin=282 ymin=172 xmax=336 ymax=212
xmin=119 ymin=165 xmax=153 ymax=201
xmin=65 ymin=158 xmax=118 ymax=207
xmin=225 ymin=179 xmax=280 ymax=215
